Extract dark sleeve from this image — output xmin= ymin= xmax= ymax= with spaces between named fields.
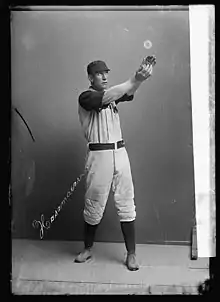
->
xmin=115 ymin=94 xmax=134 ymax=105
xmin=79 ymin=90 xmax=105 ymax=112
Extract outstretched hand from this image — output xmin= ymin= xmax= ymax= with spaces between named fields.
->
xmin=135 ymin=55 xmax=156 ymax=82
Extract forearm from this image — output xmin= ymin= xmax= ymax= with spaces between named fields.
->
xmin=102 ymin=75 xmax=142 ymax=105
xmin=126 ymin=76 xmax=142 ymax=96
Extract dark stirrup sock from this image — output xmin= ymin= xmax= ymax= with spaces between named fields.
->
xmin=84 ymin=222 xmax=99 ymax=249
xmin=120 ymin=220 xmax=136 ymax=255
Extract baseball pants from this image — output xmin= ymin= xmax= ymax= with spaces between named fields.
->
xmin=83 ymin=147 xmax=136 ymax=225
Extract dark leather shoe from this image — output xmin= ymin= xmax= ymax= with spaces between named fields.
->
xmin=125 ymin=253 xmax=139 ymax=271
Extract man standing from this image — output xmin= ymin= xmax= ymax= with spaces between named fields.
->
xmin=75 ymin=56 xmax=156 ymax=271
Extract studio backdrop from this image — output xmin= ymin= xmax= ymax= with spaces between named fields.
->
xmin=11 ymin=8 xmax=194 ymax=245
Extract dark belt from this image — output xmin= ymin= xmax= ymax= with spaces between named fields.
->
xmin=88 ymin=140 xmax=125 ymax=151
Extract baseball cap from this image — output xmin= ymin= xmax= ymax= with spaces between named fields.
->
xmin=87 ymin=60 xmax=110 ymax=75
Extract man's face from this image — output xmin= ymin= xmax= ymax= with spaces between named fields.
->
xmin=89 ymin=71 xmax=109 ymax=91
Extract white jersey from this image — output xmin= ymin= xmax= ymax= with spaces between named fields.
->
xmin=78 ymin=87 xmax=133 ymax=144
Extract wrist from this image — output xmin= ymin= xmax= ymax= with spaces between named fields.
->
xmin=134 ymin=72 xmax=146 ymax=82
xmin=131 ymin=74 xmax=143 ymax=87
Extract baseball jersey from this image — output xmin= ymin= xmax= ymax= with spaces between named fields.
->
xmin=78 ymin=86 xmax=134 ymax=144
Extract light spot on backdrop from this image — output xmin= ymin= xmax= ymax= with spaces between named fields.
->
xmin=144 ymin=40 xmax=152 ymax=49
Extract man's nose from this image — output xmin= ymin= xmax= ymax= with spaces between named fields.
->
xmin=102 ymin=74 xmax=107 ymax=80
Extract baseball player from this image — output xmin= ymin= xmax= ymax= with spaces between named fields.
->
xmin=75 ymin=56 xmax=156 ymax=271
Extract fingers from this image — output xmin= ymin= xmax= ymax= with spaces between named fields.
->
xmin=141 ymin=56 xmax=148 ymax=65
xmin=142 ymin=63 xmax=153 ymax=76
xmin=148 ymin=64 xmax=153 ymax=74
xmin=141 ymin=56 xmax=156 ymax=69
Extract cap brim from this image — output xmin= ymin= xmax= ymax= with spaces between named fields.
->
xmin=95 ymin=69 xmax=110 ymax=73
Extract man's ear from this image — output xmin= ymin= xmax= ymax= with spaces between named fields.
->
xmin=88 ymin=74 xmax=94 ymax=84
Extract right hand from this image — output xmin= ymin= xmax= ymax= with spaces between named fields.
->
xmin=135 ymin=63 xmax=153 ymax=82
xmin=135 ymin=55 xmax=156 ymax=82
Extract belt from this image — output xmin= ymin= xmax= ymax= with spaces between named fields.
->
xmin=88 ymin=140 xmax=125 ymax=151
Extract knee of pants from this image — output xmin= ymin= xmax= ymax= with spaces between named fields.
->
xmin=116 ymin=200 xmax=136 ymax=222
xmin=83 ymin=198 xmax=106 ymax=225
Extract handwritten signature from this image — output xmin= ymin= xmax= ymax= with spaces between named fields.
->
xmin=32 ymin=172 xmax=86 ymax=239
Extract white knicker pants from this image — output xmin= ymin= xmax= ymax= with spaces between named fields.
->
xmin=84 ymin=147 xmax=136 ymax=225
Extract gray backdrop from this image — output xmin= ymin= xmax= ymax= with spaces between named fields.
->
xmin=11 ymin=9 xmax=194 ymax=244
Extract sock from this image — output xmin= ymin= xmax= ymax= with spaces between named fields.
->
xmin=84 ymin=222 xmax=99 ymax=249
xmin=120 ymin=220 xmax=136 ymax=255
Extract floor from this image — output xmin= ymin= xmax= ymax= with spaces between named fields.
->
xmin=11 ymin=239 xmax=209 ymax=295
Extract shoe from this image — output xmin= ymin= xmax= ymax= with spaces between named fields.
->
xmin=125 ymin=253 xmax=139 ymax=271
xmin=74 ymin=249 xmax=92 ymax=263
